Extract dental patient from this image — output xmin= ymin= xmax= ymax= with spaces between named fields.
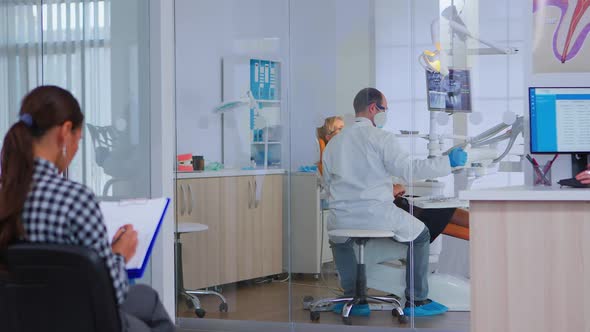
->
xmin=321 ymin=88 xmax=468 ymax=317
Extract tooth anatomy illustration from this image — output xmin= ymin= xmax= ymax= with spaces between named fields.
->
xmin=534 ymin=0 xmax=590 ymax=63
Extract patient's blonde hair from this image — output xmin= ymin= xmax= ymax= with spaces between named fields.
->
xmin=317 ymin=116 xmax=344 ymax=142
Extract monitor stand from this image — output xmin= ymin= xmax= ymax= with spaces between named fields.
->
xmin=571 ymin=153 xmax=589 ymax=177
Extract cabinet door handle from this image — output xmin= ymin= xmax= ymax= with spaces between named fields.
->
xmin=248 ymin=178 xmax=253 ymax=209
xmin=179 ymin=184 xmax=185 ymax=216
xmin=186 ymin=184 xmax=193 ymax=215
xmin=254 ymin=178 xmax=259 ymax=209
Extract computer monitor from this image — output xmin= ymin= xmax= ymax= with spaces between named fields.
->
xmin=426 ymin=68 xmax=472 ymax=113
xmin=529 ymin=87 xmax=590 ymax=154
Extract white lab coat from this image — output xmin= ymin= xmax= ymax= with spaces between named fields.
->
xmin=322 ymin=117 xmax=452 ymax=242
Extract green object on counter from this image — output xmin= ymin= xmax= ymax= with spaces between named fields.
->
xmin=205 ymin=162 xmax=224 ymax=171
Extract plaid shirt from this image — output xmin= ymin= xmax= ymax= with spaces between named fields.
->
xmin=21 ymin=158 xmax=129 ymax=304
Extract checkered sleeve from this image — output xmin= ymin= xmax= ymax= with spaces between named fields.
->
xmin=67 ymin=183 xmax=129 ymax=304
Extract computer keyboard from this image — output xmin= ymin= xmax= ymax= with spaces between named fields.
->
xmin=558 ymin=177 xmax=590 ymax=188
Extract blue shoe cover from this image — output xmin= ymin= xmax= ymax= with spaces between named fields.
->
xmin=403 ymin=300 xmax=448 ymax=317
xmin=332 ymin=302 xmax=371 ymax=316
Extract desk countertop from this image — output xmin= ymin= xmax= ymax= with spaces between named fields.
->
xmin=177 ymin=168 xmax=286 ymax=179
xmin=459 ymin=185 xmax=590 ymax=201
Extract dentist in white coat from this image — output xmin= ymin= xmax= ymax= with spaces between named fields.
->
xmin=322 ymin=87 xmax=467 ymax=316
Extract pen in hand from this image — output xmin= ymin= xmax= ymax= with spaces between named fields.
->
xmin=111 ymin=224 xmax=138 ymax=263
xmin=112 ymin=226 xmax=127 ymax=245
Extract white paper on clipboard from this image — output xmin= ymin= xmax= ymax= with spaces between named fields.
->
xmin=99 ymin=197 xmax=169 ymax=271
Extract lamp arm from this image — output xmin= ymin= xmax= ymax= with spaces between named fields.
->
xmin=470 ymin=122 xmax=510 ymax=144
xmin=471 ymin=132 xmax=512 ymax=147
xmin=447 ymin=20 xmax=517 ymax=55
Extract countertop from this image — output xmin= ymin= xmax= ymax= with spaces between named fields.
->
xmin=176 ymin=168 xmax=286 ymax=179
xmin=459 ymin=185 xmax=590 ymax=201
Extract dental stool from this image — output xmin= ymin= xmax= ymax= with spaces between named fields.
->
xmin=365 ymin=235 xmax=471 ymax=311
xmin=308 ymin=229 xmax=408 ymax=325
xmin=176 ymin=222 xmax=228 ymax=318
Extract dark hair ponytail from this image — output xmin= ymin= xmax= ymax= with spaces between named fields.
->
xmin=0 ymin=85 xmax=83 ymax=249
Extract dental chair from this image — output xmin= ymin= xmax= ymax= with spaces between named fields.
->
xmin=365 ymin=234 xmax=471 ymax=311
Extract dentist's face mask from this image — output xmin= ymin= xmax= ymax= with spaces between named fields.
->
xmin=373 ymin=104 xmax=388 ymax=128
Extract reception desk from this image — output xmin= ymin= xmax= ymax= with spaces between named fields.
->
xmin=460 ymin=186 xmax=590 ymax=332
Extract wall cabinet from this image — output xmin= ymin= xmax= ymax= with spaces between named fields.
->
xmin=177 ymin=174 xmax=283 ymax=290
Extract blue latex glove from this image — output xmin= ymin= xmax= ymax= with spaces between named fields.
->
xmin=448 ymin=147 xmax=467 ymax=167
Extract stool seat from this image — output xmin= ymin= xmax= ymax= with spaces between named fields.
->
xmin=328 ymin=229 xmax=395 ymax=239
xmin=177 ymin=222 xmax=208 ymax=234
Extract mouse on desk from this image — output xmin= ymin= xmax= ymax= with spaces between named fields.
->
xmin=558 ymin=177 xmax=590 ymax=188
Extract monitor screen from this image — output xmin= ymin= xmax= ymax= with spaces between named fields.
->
xmin=426 ymin=68 xmax=472 ymax=112
xmin=529 ymin=87 xmax=590 ymax=154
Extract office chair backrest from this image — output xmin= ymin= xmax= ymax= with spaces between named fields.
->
xmin=0 ymin=243 xmax=122 ymax=332
xmin=86 ymin=124 xmax=118 ymax=167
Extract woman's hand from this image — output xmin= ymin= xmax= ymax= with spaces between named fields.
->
xmin=575 ymin=166 xmax=590 ymax=184
xmin=394 ymin=184 xmax=406 ymax=198
xmin=111 ymin=224 xmax=138 ymax=263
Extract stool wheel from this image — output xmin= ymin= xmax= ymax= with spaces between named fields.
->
xmin=310 ymin=311 xmax=320 ymax=322
xmin=219 ymin=302 xmax=228 ymax=312
xmin=195 ymin=308 xmax=206 ymax=318
xmin=398 ymin=315 xmax=409 ymax=324
xmin=392 ymin=308 xmax=408 ymax=323
xmin=342 ymin=316 xmax=352 ymax=325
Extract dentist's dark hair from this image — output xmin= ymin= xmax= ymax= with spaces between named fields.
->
xmin=353 ymin=87 xmax=384 ymax=114
xmin=0 ymin=85 xmax=83 ymax=249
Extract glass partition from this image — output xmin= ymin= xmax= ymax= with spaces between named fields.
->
xmin=0 ymin=0 xmax=153 ymax=282
xmin=174 ymin=0 xmax=291 ymax=322
xmin=174 ymin=0 xmax=523 ymax=331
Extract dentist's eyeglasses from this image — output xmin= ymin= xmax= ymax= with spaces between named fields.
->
xmin=375 ymin=104 xmax=388 ymax=111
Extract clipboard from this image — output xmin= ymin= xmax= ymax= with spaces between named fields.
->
xmin=99 ymin=197 xmax=170 ymax=279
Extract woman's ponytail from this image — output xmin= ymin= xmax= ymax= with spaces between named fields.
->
xmin=0 ymin=120 xmax=35 ymax=248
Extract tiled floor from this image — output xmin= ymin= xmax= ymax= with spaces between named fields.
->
xmin=177 ymin=273 xmax=469 ymax=331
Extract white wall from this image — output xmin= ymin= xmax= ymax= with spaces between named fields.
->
xmin=289 ymin=0 xmax=374 ymax=169
xmin=174 ymin=0 xmax=375 ymax=169
xmin=175 ymin=0 xmax=290 ymax=164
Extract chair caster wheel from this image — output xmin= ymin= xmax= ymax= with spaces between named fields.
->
xmin=392 ymin=308 xmax=408 ymax=323
xmin=398 ymin=315 xmax=409 ymax=324
xmin=219 ymin=302 xmax=228 ymax=312
xmin=303 ymin=296 xmax=314 ymax=302
xmin=342 ymin=316 xmax=352 ymax=325
xmin=310 ymin=311 xmax=320 ymax=322
xmin=195 ymin=308 xmax=206 ymax=318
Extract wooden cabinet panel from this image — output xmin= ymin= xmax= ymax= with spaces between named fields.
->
xmin=180 ymin=177 xmax=222 ymax=290
xmin=259 ymin=175 xmax=283 ymax=276
xmin=178 ymin=174 xmax=283 ymax=290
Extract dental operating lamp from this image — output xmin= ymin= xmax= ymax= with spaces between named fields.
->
xmin=419 ymin=5 xmax=519 ymax=75
xmin=213 ymin=90 xmax=267 ymax=130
